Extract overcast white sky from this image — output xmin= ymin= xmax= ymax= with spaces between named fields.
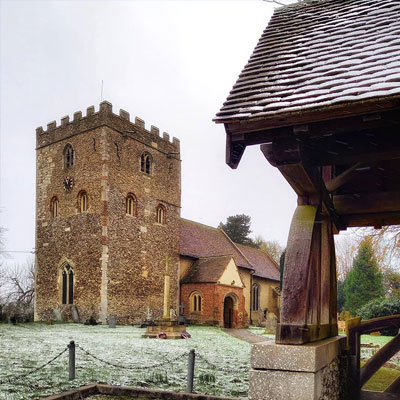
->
xmin=0 ymin=0 xmax=299 ymax=265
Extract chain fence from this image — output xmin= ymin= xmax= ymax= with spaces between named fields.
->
xmin=77 ymin=344 xmax=189 ymax=370
xmin=196 ymin=352 xmax=249 ymax=374
xmin=0 ymin=347 xmax=68 ymax=385
xmin=0 ymin=341 xmax=248 ymax=398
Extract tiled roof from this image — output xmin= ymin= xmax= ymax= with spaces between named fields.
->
xmin=236 ymin=244 xmax=280 ymax=282
xmin=180 ymin=218 xmax=250 ymax=268
xmin=180 ymin=218 xmax=280 ymax=282
xmin=215 ymin=0 xmax=400 ymax=123
xmin=181 ymin=255 xmax=232 ymax=284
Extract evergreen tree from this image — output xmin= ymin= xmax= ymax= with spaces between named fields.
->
xmin=337 ymin=279 xmax=346 ymax=313
xmin=220 ymin=214 xmax=254 ymax=246
xmin=344 ymin=238 xmax=384 ymax=316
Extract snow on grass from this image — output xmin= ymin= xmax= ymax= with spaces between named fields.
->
xmin=247 ymin=326 xmax=275 ymax=340
xmin=0 ymin=323 xmax=250 ymax=399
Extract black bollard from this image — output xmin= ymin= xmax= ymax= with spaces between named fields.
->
xmin=68 ymin=340 xmax=75 ymax=380
xmin=187 ymin=349 xmax=195 ymax=393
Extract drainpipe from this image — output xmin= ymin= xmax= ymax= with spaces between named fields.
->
xmin=249 ymin=270 xmax=255 ymax=326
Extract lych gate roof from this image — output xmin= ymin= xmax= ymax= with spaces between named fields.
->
xmin=215 ymin=0 xmax=400 ymax=123
xmin=180 ymin=218 xmax=280 ymax=281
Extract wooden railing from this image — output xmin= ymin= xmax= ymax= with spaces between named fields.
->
xmin=349 ymin=315 xmax=400 ymax=399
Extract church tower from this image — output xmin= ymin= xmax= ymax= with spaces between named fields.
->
xmin=34 ymin=101 xmax=181 ymax=324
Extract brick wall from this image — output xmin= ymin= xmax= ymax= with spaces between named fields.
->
xmin=180 ymin=283 xmax=247 ymax=328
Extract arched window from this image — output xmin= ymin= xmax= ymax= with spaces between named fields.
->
xmin=190 ymin=291 xmax=202 ymax=313
xmin=78 ymin=191 xmax=88 ymax=213
xmin=64 ymin=144 xmax=74 ymax=167
xmin=126 ymin=193 xmax=137 ymax=216
xmin=252 ymin=283 xmax=260 ymax=311
xmin=51 ymin=196 xmax=59 ymax=218
xmin=140 ymin=152 xmax=152 ymax=174
xmin=156 ymin=204 xmax=166 ymax=224
xmin=61 ymin=264 xmax=74 ymax=305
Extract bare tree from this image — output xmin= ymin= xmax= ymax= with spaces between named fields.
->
xmin=253 ymin=235 xmax=285 ymax=264
xmin=335 ymin=234 xmax=359 ymax=280
xmin=5 ymin=258 xmax=35 ymax=306
xmin=2 ymin=258 xmax=35 ymax=321
xmin=335 ymin=226 xmax=400 ymax=282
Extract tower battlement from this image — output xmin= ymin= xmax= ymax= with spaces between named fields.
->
xmin=36 ymin=101 xmax=180 ymax=151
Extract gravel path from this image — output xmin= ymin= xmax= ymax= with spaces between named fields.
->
xmin=223 ymin=329 xmax=273 ymax=344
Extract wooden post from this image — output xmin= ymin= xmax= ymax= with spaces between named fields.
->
xmin=276 ymin=205 xmax=338 ymax=344
xmin=68 ymin=340 xmax=75 ymax=380
xmin=187 ymin=349 xmax=195 ymax=393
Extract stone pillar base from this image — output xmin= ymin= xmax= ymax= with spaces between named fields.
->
xmin=249 ymin=336 xmax=347 ymax=400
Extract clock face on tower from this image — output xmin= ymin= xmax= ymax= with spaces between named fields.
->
xmin=63 ymin=176 xmax=74 ymax=192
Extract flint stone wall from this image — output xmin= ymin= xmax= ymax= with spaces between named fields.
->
xmin=35 ymin=102 xmax=181 ymax=324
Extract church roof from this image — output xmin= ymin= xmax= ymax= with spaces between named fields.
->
xmin=180 ymin=255 xmax=232 ymax=284
xmin=180 ymin=218 xmax=250 ymax=267
xmin=215 ymin=0 xmax=400 ymax=124
xmin=180 ymin=218 xmax=280 ymax=282
xmin=236 ymin=244 xmax=280 ymax=282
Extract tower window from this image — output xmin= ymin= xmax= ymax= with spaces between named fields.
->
xmin=190 ymin=291 xmax=202 ymax=313
xmin=64 ymin=144 xmax=75 ymax=167
xmin=61 ymin=264 xmax=74 ymax=305
xmin=51 ymin=196 xmax=59 ymax=218
xmin=78 ymin=191 xmax=88 ymax=213
xmin=252 ymin=283 xmax=260 ymax=311
xmin=126 ymin=193 xmax=137 ymax=216
xmin=156 ymin=204 xmax=166 ymax=224
xmin=140 ymin=153 xmax=152 ymax=174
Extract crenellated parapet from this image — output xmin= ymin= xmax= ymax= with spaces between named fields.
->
xmin=36 ymin=100 xmax=180 ymax=153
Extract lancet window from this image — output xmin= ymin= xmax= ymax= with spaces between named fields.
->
xmin=126 ymin=193 xmax=137 ymax=216
xmin=61 ymin=264 xmax=74 ymax=305
xmin=140 ymin=152 xmax=152 ymax=174
xmin=252 ymin=283 xmax=260 ymax=311
xmin=51 ymin=196 xmax=59 ymax=218
xmin=156 ymin=204 xmax=166 ymax=224
xmin=64 ymin=144 xmax=75 ymax=167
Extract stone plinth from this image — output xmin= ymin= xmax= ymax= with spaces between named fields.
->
xmin=249 ymin=336 xmax=347 ymax=400
xmin=142 ymin=319 xmax=187 ymax=339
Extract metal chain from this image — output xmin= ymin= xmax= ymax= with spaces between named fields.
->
xmin=196 ymin=353 xmax=248 ymax=374
xmin=0 ymin=347 xmax=68 ymax=385
xmin=77 ymin=345 xmax=188 ymax=370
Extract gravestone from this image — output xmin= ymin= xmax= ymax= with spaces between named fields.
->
xmin=178 ymin=302 xmax=187 ymax=325
xmin=53 ymin=308 xmax=62 ymax=321
xmin=264 ymin=312 xmax=278 ymax=334
xmin=71 ymin=305 xmax=80 ymax=323
xmin=108 ymin=315 xmax=116 ymax=328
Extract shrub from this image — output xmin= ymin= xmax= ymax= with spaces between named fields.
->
xmin=357 ymin=297 xmax=400 ymax=336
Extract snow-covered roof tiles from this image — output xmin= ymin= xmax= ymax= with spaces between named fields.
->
xmin=215 ymin=0 xmax=400 ymax=123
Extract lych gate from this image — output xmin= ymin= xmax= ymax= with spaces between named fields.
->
xmin=215 ymin=0 xmax=400 ymax=398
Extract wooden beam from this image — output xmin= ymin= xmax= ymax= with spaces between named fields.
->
xmin=312 ymin=148 xmax=400 ymax=166
xmin=340 ymin=212 xmax=400 ymax=229
xmin=334 ymin=191 xmax=400 ymax=215
xmin=225 ymin=131 xmax=246 ymax=169
xmin=360 ymin=335 xmax=400 ymax=388
xmin=261 ymin=142 xmax=339 ymax=225
xmin=325 ymin=163 xmax=363 ymax=193
xmin=222 ymin=97 xmax=400 ymax=135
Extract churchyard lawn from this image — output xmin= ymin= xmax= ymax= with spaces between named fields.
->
xmin=1 ymin=323 xmax=398 ymax=399
xmin=0 ymin=324 xmax=251 ymax=400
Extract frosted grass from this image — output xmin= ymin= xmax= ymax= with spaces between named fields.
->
xmin=0 ymin=324 xmax=250 ymax=399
